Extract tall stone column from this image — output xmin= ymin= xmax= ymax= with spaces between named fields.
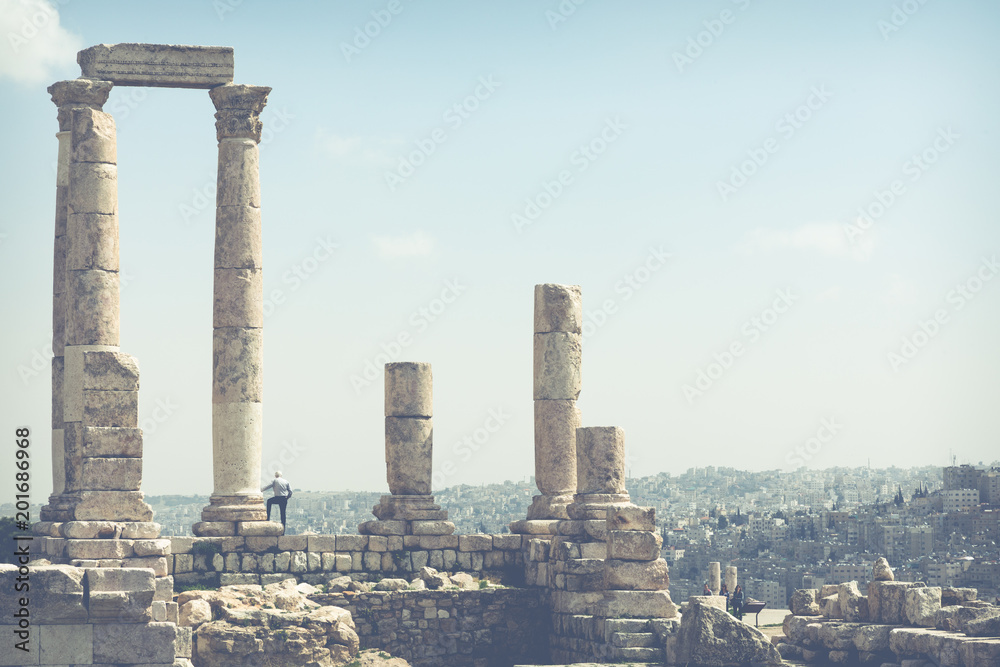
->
xmin=558 ymin=426 xmax=632 ymax=541
xmin=725 ymin=565 xmax=738 ymax=593
xmin=196 ymin=84 xmax=279 ymax=537
xmin=709 ymin=561 xmax=721 ymax=595
xmin=511 ymin=283 xmax=582 ymax=535
xmin=360 ymin=362 xmax=454 ymax=536
xmin=38 ymin=79 xmax=113 ymax=528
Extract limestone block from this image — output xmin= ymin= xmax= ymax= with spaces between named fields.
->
xmin=235 ymin=520 xmax=283 ymax=536
xmin=80 ymin=426 xmax=142 ymax=457
xmin=363 ymin=551 xmax=381 ymax=571
xmin=411 ymin=520 xmax=455 ymax=535
xmin=336 ymin=535 xmax=367 ymax=551
xmin=66 ymin=270 xmax=120 ymax=345
xmin=67 ymin=212 xmax=118 ymax=271
xmin=212 ymin=326 xmax=263 ymax=403
xmin=458 ymin=534 xmax=492 ymax=551
xmin=607 ymin=530 xmax=662 ymax=561
xmin=852 ymin=624 xmax=892 ymax=652
xmin=838 ymin=581 xmax=868 ymax=622
xmin=576 ymin=426 xmax=626 ymax=495
xmin=80 ymin=457 xmax=141 ymax=490
xmin=180 ymin=599 xmax=213 ymax=627
xmin=966 ymin=613 xmax=1000 ymax=637
xmin=133 ymin=539 xmax=171 ymax=557
xmin=905 ymin=586 xmax=941 ymax=627
xmin=60 ymin=520 xmax=121 ymax=539
xmin=244 ymin=536 xmax=278 ymax=552
xmin=82 ymin=390 xmax=137 ymax=428
xmin=533 ymin=332 xmax=582 ymax=400
xmin=335 ymin=554 xmax=352 ymax=571
xmin=92 ymin=621 xmax=188 ymax=663
xmin=215 ymin=205 xmax=262 ymax=269
xmin=39 ymin=623 xmax=93 ymax=664
xmin=0 ymin=564 xmax=87 ymax=624
xmin=71 ymin=106 xmax=116 ymax=163
xmin=534 ymin=283 xmax=582 ymax=333
xmin=155 ymin=576 xmax=174 ymax=602
xmin=78 ymin=43 xmax=235 ymax=88
xmin=86 ymin=566 xmax=154 ymax=591
xmin=384 ymin=361 xmax=432 ymax=417
xmin=534 ymin=399 xmax=579 ymax=496
xmin=216 ymin=139 xmax=261 ymax=207
xmin=385 ymin=416 xmax=433 ymax=495
xmin=873 ymin=556 xmax=894 ymax=581
xmin=191 ymin=521 xmax=237 ymax=537
xmin=869 ymin=580 xmax=913 ymax=624
xmin=65 ymin=538 xmax=132 ymax=559
xmin=605 ymin=558 xmax=669 ymax=590
xmin=493 ymin=534 xmax=522 ymax=550
xmin=82 ymin=351 xmax=137 ymax=390
xmin=600 ymin=589 xmax=678 ymax=619
xmin=790 ymin=588 xmax=821 ymax=616
xmin=213 ymin=269 xmax=263 ymax=328
xmin=151 ymin=599 xmax=167 ymax=621
xmin=68 ymin=162 xmax=117 ymax=215
xmin=290 ymin=551 xmax=308 ymax=573
xmin=72 ymin=490 xmax=154 ymax=522
xmin=277 ymin=535 xmax=307 ymax=550
xmin=120 ymin=555 xmax=167 ymax=576
xmin=606 ymin=505 xmax=655 ymax=531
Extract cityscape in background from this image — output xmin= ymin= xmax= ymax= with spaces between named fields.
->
xmin=11 ymin=462 xmax=999 ymax=610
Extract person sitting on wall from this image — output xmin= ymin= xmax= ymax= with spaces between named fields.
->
xmin=262 ymin=471 xmax=292 ymax=528
xmin=731 ymin=584 xmax=745 ymax=619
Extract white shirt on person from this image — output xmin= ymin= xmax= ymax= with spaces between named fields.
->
xmin=262 ymin=477 xmax=291 ymax=497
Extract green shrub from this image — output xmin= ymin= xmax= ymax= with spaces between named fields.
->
xmin=191 ymin=541 xmax=223 ymax=556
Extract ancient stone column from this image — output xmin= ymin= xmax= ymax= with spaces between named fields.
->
xmin=511 ymin=284 xmax=582 ymax=535
xmin=360 ymin=362 xmax=454 ymax=536
xmin=556 ymin=426 xmax=632 ymax=541
xmin=38 ymin=79 xmax=112 ymax=528
xmin=196 ymin=84 xmax=278 ymax=536
xmin=725 ymin=565 xmax=738 ymax=593
xmin=709 ymin=561 xmax=721 ymax=595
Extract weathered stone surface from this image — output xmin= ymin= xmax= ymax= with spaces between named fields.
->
xmin=80 ymin=457 xmax=141 ymax=490
xmin=210 ymin=84 xmax=271 ymax=143
xmin=852 ymin=623 xmax=892 ymax=652
xmin=179 ymin=599 xmax=212 ymax=627
xmin=71 ymin=106 xmax=116 ymax=163
xmin=79 ymin=426 xmax=142 ymax=457
xmin=605 ymin=558 xmax=669 ymax=590
xmin=534 ymin=283 xmax=582 ymax=333
xmin=68 ymin=161 xmax=117 ymax=215
xmin=869 ymin=580 xmax=914 ymax=624
xmin=49 ymin=79 xmax=113 ymax=130
xmin=576 ymin=426 xmax=626 ymax=495
xmin=533 ymin=332 xmax=582 ymax=400
xmin=384 ymin=361 xmax=432 ymax=418
xmin=78 ymin=43 xmax=235 ymax=88
xmin=905 ymin=586 xmax=941 ymax=627
xmin=534 ymin=399 xmax=579 ymax=497
xmin=82 ymin=351 xmax=137 ymax=390
xmin=666 ymin=601 xmax=782 ymax=666
xmin=839 ymin=581 xmax=869 ymax=622
xmin=725 ymin=565 xmax=738 ymax=593
xmin=215 ymin=205 xmax=263 ymax=269
xmin=93 ymin=621 xmax=190 ymax=663
xmin=689 ymin=594 xmax=727 ymax=611
xmin=965 ymin=612 xmax=1000 ymax=637
xmin=385 ymin=417 xmax=432 ymax=496
xmin=791 ymin=588 xmax=821 ymax=616
xmin=72 ymin=490 xmax=153 ymax=521
xmin=606 ymin=504 xmax=655 ymax=531
xmin=60 ymin=520 xmax=121 ymax=539
xmin=821 ymin=593 xmax=842 ymax=619
xmin=66 ymin=269 xmax=119 ymax=345
xmin=941 ymin=586 xmax=977 ymax=606
xmin=709 ymin=562 xmax=721 ymax=595
xmin=0 ymin=564 xmax=87 ymax=623
xmin=67 ymin=212 xmax=118 ymax=271
xmin=235 ymin=520 xmax=283 ymax=536
xmin=410 ymin=520 xmax=455 ymax=535
xmin=82 ymin=389 xmax=137 ymax=428
xmin=38 ymin=623 xmax=94 ymax=664
xmin=873 ymin=556 xmax=894 ymax=581
xmin=600 ymin=589 xmax=678 ymax=619
xmin=213 ymin=269 xmax=263 ymax=328
xmin=212 ymin=326 xmax=263 ymax=402
xmin=86 ymin=567 xmax=155 ymax=622
xmin=216 ymin=139 xmax=261 ymax=205
xmin=606 ymin=529 xmax=661 ymax=561
xmin=65 ymin=538 xmax=132 ymax=559
xmin=132 ymin=538 xmax=171 ymax=556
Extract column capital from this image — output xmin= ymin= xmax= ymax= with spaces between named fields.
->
xmin=48 ymin=79 xmax=113 ymax=131
xmin=209 ymin=84 xmax=271 ymax=143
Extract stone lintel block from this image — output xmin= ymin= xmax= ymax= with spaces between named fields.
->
xmin=534 ymin=283 xmax=582 ymax=333
xmin=607 ymin=505 xmax=656 ymax=532
xmin=82 ymin=350 xmax=138 ymax=390
xmin=385 ymin=417 xmax=433 ymax=496
xmin=576 ymin=426 xmax=626 ymax=495
xmin=67 ymin=212 xmax=118 ymax=272
xmin=80 ymin=426 xmax=143 ymax=457
xmin=92 ymin=621 xmax=188 ymax=664
xmin=533 ymin=332 xmax=582 ymax=400
xmin=213 ymin=269 xmax=263 ymax=328
xmin=384 ymin=361 xmax=433 ymax=417
xmin=212 ymin=326 xmax=263 ymax=401
xmin=82 ymin=390 xmax=137 ymax=428
xmin=65 ymin=538 xmax=133 ymax=559
xmin=306 ymin=535 xmax=337 ymax=552
xmin=458 ymin=534 xmax=493 ymax=552
xmin=607 ymin=530 xmax=662 ymax=561
xmin=120 ymin=522 xmax=161 ymax=539
xmin=72 ymin=490 xmax=153 ymax=522
xmin=191 ymin=521 xmax=237 ymax=537
xmin=78 ymin=43 xmax=235 ymax=89
xmin=66 ymin=270 xmax=119 ymax=346
xmin=236 ymin=520 xmax=284 ymax=536
xmin=79 ymin=456 xmax=141 ymax=491
xmin=534 ymin=399 xmax=579 ymax=497
xmin=39 ymin=623 xmax=94 ymax=665
xmin=605 ymin=558 xmax=670 ymax=590
xmin=215 ymin=205 xmax=262 ymax=269
xmin=71 ymin=106 xmax=116 ymax=163
xmin=336 ymin=535 xmax=368 ymax=551
xmin=68 ymin=161 xmax=117 ymax=215
xmin=411 ymin=520 xmax=455 ymax=536
xmin=216 ymin=138 xmax=261 ymax=206
xmin=132 ymin=539 xmax=171 ymax=557
xmin=600 ymin=589 xmax=678 ymax=618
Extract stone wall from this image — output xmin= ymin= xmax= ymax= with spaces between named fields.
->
xmin=165 ymin=533 xmax=525 ymax=588
xmin=311 ymin=588 xmax=548 ymax=667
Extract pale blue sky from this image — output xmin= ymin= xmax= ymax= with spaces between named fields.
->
xmin=1 ymin=0 xmax=999 ymax=503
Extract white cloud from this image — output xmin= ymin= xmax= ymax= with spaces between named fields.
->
xmin=0 ymin=0 xmax=83 ymax=85
xmin=372 ymin=231 xmax=434 ymax=259
xmin=741 ymin=222 xmax=874 ymax=262
xmin=315 ymin=128 xmax=397 ymax=168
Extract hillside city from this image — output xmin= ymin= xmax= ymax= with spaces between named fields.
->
xmin=11 ymin=462 xmax=999 ymax=610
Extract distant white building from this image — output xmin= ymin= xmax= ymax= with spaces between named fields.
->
xmin=745 ymin=579 xmax=786 ymax=610
xmin=943 ymin=489 xmax=979 ymax=513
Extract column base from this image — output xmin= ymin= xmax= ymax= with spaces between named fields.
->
xmin=525 ymin=493 xmax=573 ymax=520
xmin=39 ymin=493 xmax=75 ymax=523
xmin=509 ymin=519 xmax=560 ymax=535
xmin=360 ymin=494 xmax=454 ymax=535
xmin=566 ymin=492 xmax=632 ymax=520
xmin=192 ymin=520 xmax=284 ymax=537
xmin=200 ymin=494 xmax=267 ymax=522
xmin=58 ymin=491 xmax=154 ymax=522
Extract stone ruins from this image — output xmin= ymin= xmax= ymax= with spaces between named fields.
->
xmin=11 ymin=41 xmax=998 ymax=667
